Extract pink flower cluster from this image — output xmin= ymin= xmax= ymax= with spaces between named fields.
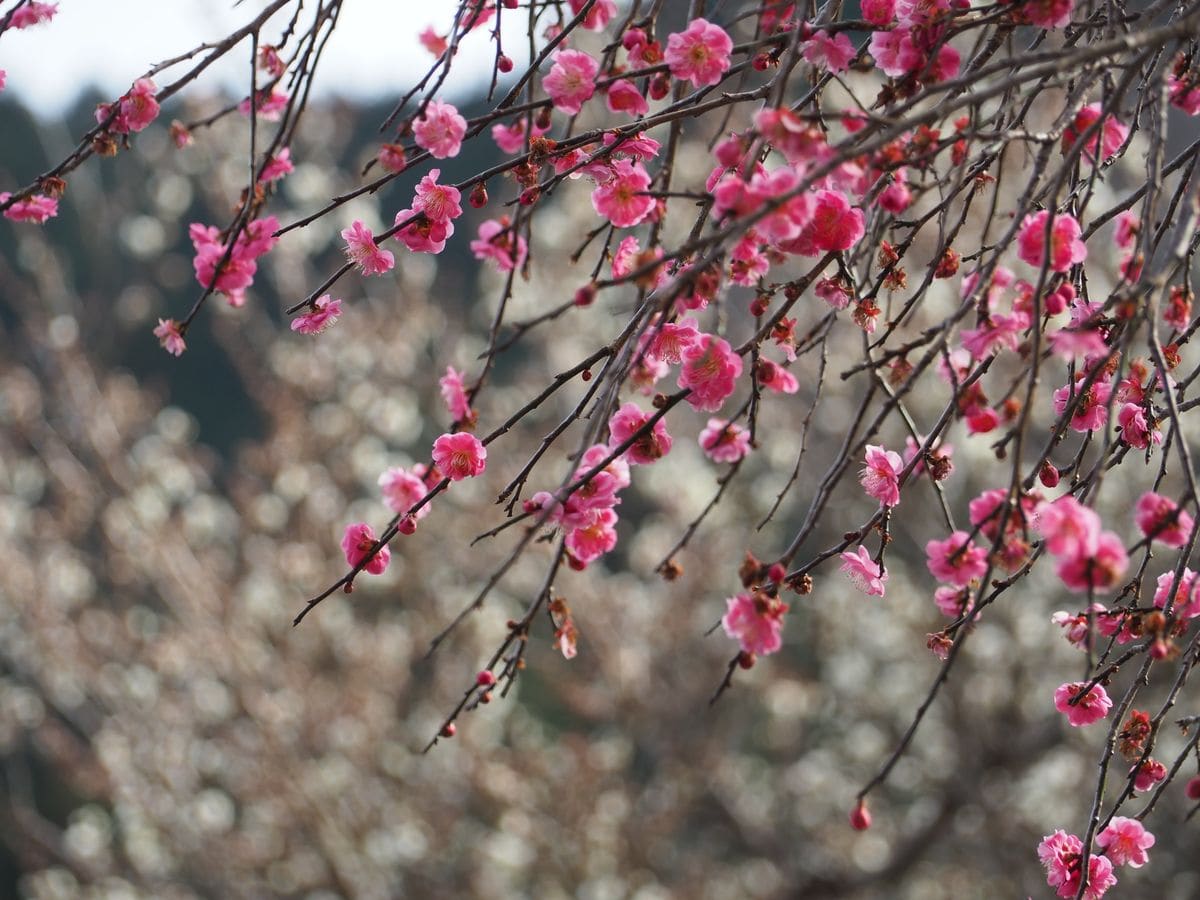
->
xmin=95 ymin=78 xmax=160 ymax=134
xmin=1037 ymin=830 xmax=1116 ymax=899
xmin=394 ymin=169 xmax=462 ymax=254
xmin=525 ymin=444 xmax=631 ymax=569
xmin=432 ymin=432 xmax=487 ymax=481
xmin=189 ymin=216 xmax=280 ymax=307
xmin=860 ymin=444 xmax=903 ymax=507
xmin=722 ymin=591 xmax=789 ymax=657
xmin=291 ymin=295 xmax=343 ymax=335
xmin=0 ymin=191 xmax=57 ymax=223
xmin=413 ymin=100 xmax=466 ymax=159
xmin=1034 ymin=495 xmax=1128 ymax=593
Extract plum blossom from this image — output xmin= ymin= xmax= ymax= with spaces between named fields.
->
xmin=1052 ymin=374 xmax=1113 ymax=432
xmin=606 ymin=80 xmax=650 ymax=117
xmin=1096 ymin=817 xmax=1154 ymax=868
xmin=413 ymin=100 xmax=467 ymax=159
xmin=591 ymin=159 xmax=655 ymax=228
xmin=665 ymin=18 xmax=733 ymax=88
xmin=290 ymin=295 xmax=343 ymax=334
xmin=413 ymin=169 xmax=463 ymax=223
xmin=1129 ymin=758 xmax=1167 ymax=792
xmin=394 ymin=208 xmax=453 ymax=254
xmin=568 ymin=0 xmax=617 ymax=30
xmin=1153 ymin=568 xmax=1200 ymax=620
xmin=190 ymin=216 xmax=279 ymax=306
xmin=722 ymin=591 xmax=788 ymax=656
xmin=341 ymin=220 xmax=395 ymax=276
xmin=470 ymin=218 xmax=527 ymax=272
xmin=789 ymin=189 xmax=865 ymax=255
xmin=0 ymin=191 xmax=57 ymax=223
xmin=862 ymin=0 xmax=896 ymax=25
xmin=1054 ymin=681 xmax=1112 ymax=727
xmin=1063 ymin=103 xmax=1128 ymax=163
xmin=96 ymin=78 xmax=160 ymax=134
xmin=840 ymin=546 xmax=888 ymax=596
xmin=1117 ymin=403 xmax=1160 ymax=449
xmin=153 ymin=318 xmax=186 ymax=356
xmin=341 ymin=523 xmax=390 ymax=575
xmin=1038 ymin=831 xmax=1117 ymax=899
xmin=1022 ymin=0 xmax=1076 ymax=29
xmin=259 ymin=148 xmax=294 ymax=183
xmin=566 ymin=508 xmax=619 ymax=566
xmin=543 ymin=49 xmax=599 ymax=115
xmin=802 ymin=31 xmax=856 ymax=73
xmin=608 ymin=403 xmax=672 ymax=465
xmin=860 ymin=444 xmax=903 ymax=507
xmin=238 ymin=88 xmax=289 ymax=120
xmin=379 ymin=466 xmax=433 ymax=520
xmin=1056 ymin=531 xmax=1128 ymax=592
xmin=678 ymin=334 xmax=743 ymax=412
xmin=1018 ymin=210 xmax=1087 ymax=272
xmin=439 ymin=366 xmax=472 ymax=422
xmin=1135 ymin=492 xmax=1194 ymax=548
xmin=925 ymin=532 xmax=988 ymax=586
xmin=9 ymin=2 xmax=57 ymax=29
xmin=699 ymin=419 xmax=751 ymax=463
xmin=432 ymin=432 xmax=487 ymax=481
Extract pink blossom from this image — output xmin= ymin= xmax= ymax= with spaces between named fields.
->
xmin=1135 ymin=492 xmax=1194 ymax=548
xmin=379 ymin=467 xmax=432 ymax=520
xmin=378 ymin=143 xmax=407 ymax=173
xmin=1168 ymin=73 xmax=1200 ymax=116
xmin=608 ymin=402 xmax=672 ymax=465
xmin=591 ymin=159 xmax=655 ymax=228
xmin=678 ymin=334 xmax=743 ymax=412
xmin=802 ymin=31 xmax=856 ymax=73
xmin=862 ymin=0 xmax=896 ymax=24
xmin=413 ymin=168 xmax=463 ymax=223
xmin=470 ymin=218 xmax=527 ymax=272
xmin=439 ymin=366 xmax=472 ymax=422
xmin=1130 ymin=758 xmax=1167 ymax=792
xmin=566 ymin=507 xmax=619 ymax=566
xmin=815 ymin=277 xmax=853 ymax=309
xmin=96 ymin=78 xmax=160 ymax=134
xmin=0 ymin=70 xmax=6 ymax=92
xmin=153 ymin=318 xmax=186 ymax=356
xmin=238 ymin=88 xmax=289 ymax=120
xmin=612 ymin=236 xmax=641 ymax=279
xmin=606 ymin=79 xmax=650 ymax=117
xmin=925 ymin=531 xmax=988 ymax=586
xmin=1018 ymin=210 xmax=1087 ymax=272
xmin=869 ymin=28 xmax=922 ymax=78
xmin=1054 ymin=681 xmax=1112 ymax=726
xmin=756 ymin=359 xmax=799 ymax=394
xmin=1052 ymin=374 xmax=1113 ymax=432
xmin=342 ymin=523 xmax=390 ymax=575
xmin=1064 ymin=103 xmax=1128 ymax=164
xmin=860 ymin=444 xmax=903 ymax=507
xmin=341 ymin=220 xmax=396 ymax=276
xmin=1153 ymin=568 xmax=1200 ymax=620
xmin=393 ymin=208 xmax=453 ymax=254
xmin=791 ymin=189 xmax=864 ymax=255
xmin=8 ymin=2 xmax=57 ymax=29
xmin=568 ymin=0 xmax=617 ymax=30
xmin=1022 ymin=0 xmax=1075 ymax=29
xmin=432 ymin=432 xmax=487 ymax=481
xmin=665 ymin=18 xmax=733 ymax=88
xmin=290 ymin=294 xmax=343 ymax=334
xmin=602 ymin=131 xmax=662 ymax=161
xmin=190 ymin=216 xmax=279 ymax=306
xmin=543 ymin=49 xmax=599 ymax=115
xmin=1113 ymin=211 xmax=1139 ymax=250
xmin=1096 ymin=817 xmax=1154 ymax=868
xmin=1056 ymin=531 xmax=1128 ymax=592
xmin=903 ymin=435 xmax=953 ymax=478
xmin=722 ymin=592 xmax=789 ymax=656
xmin=935 ymin=586 xmax=973 ymax=618
xmin=840 ymin=546 xmax=888 ymax=596
xmin=259 ymin=148 xmax=294 ymax=183
xmin=1117 ymin=403 xmax=1160 ymax=449
xmin=413 ymin=100 xmax=467 ymax=159
xmin=1035 ymin=496 xmax=1100 ymax=558
xmin=1038 ymin=831 xmax=1117 ymax=899
xmin=0 ymin=191 xmax=57 ymax=223
xmin=492 ymin=121 xmax=528 ymax=154
xmin=699 ymin=418 xmax=751 ymax=463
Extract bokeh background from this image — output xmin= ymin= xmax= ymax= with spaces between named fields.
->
xmin=2 ymin=2 xmax=1200 ymax=898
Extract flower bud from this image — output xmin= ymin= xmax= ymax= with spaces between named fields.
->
xmin=850 ymin=798 xmax=872 ymax=830
xmin=469 ymin=182 xmax=489 ymax=208
xmin=497 ymin=54 xmax=514 ymax=73
xmin=476 ymin=670 xmax=497 ymax=687
xmin=1039 ymin=462 xmax=1060 ymax=488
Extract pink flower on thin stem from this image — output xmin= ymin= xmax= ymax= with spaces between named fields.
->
xmin=840 ymin=546 xmax=888 ymax=596
xmin=699 ymin=418 xmax=751 ymax=463
xmin=379 ymin=467 xmax=432 ymax=520
xmin=9 ymin=2 xmax=57 ymax=28
xmin=606 ymin=79 xmax=650 ymax=117
xmin=1129 ymin=758 xmax=1167 ymax=792
xmin=413 ymin=100 xmax=467 ymax=159
xmin=802 ymin=30 xmax=856 ymax=73
xmin=1135 ymin=492 xmax=1194 ymax=548
xmin=291 ymin=295 xmax=343 ymax=334
xmin=860 ymin=444 xmax=903 ymax=508
xmin=1018 ymin=210 xmax=1087 ymax=272
xmin=568 ymin=0 xmax=617 ymax=30
xmin=432 ymin=432 xmax=487 ymax=481
xmin=1153 ymin=568 xmax=1200 ymax=620
xmin=1063 ymin=103 xmax=1128 ymax=164
xmin=341 ymin=220 xmax=395 ymax=276
xmin=543 ymin=49 xmax=599 ymax=115
xmin=0 ymin=192 xmax=57 ymax=223
xmin=789 ymin=189 xmax=865 ymax=255
xmin=665 ymin=18 xmax=733 ymax=88
xmin=153 ymin=318 xmax=186 ymax=356
xmin=1035 ymin=495 xmax=1101 ymax=557
xmin=413 ymin=168 xmax=463 ymax=223
xmin=1054 ymin=681 xmax=1112 ymax=727
xmin=608 ymin=402 xmax=673 ymax=465
xmin=259 ymin=148 xmax=294 ymax=183
xmin=96 ymin=78 xmax=160 ymax=134
xmin=591 ymin=159 xmax=655 ymax=228
xmin=722 ymin=591 xmax=789 ymax=656
xmin=1022 ymin=0 xmax=1076 ymax=29
xmin=393 ymin=209 xmax=453 ymax=254
xmin=1037 ymin=831 xmax=1117 ymax=899
xmin=678 ymin=334 xmax=743 ymax=412
xmin=1096 ymin=817 xmax=1154 ymax=868
xmin=469 ymin=218 xmax=527 ymax=272
xmin=439 ymin=366 xmax=473 ymax=423
xmin=342 ymin=522 xmax=391 ymax=575
xmin=1056 ymin=531 xmax=1128 ymax=593
xmin=925 ymin=531 xmax=988 ymax=586
xmin=566 ymin=507 xmax=619 ymax=566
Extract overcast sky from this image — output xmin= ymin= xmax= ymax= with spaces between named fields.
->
xmin=1 ymin=1 xmax=518 ymax=116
